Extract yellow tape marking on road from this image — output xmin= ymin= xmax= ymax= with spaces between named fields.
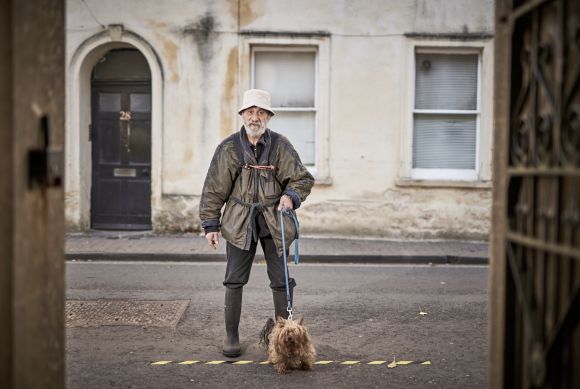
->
xmin=153 ymin=359 xmax=431 ymax=366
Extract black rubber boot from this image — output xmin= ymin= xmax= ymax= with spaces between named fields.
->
xmin=223 ymin=287 xmax=243 ymax=357
xmin=272 ymin=288 xmax=293 ymax=320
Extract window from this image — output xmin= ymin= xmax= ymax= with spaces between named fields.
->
xmin=398 ymin=39 xmax=493 ymax=187
xmin=252 ymin=47 xmax=317 ymax=169
xmin=240 ymin=36 xmax=330 ymax=182
xmin=411 ymin=51 xmax=481 ymax=180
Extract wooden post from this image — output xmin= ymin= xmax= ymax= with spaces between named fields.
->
xmin=0 ymin=0 xmax=14 ymax=386
xmin=0 ymin=0 xmax=66 ymax=387
xmin=487 ymin=0 xmax=512 ymax=388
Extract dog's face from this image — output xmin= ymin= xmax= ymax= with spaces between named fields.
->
xmin=273 ymin=316 xmax=309 ymax=356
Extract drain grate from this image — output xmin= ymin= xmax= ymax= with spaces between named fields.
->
xmin=66 ymin=300 xmax=108 ymax=327
xmin=65 ymin=299 xmax=189 ymax=328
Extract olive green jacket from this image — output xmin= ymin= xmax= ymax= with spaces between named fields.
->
xmin=199 ymin=128 xmax=315 ymax=256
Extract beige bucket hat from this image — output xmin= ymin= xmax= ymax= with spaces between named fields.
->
xmin=238 ymin=89 xmax=275 ymax=116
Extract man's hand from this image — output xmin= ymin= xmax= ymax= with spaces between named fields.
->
xmin=277 ymin=194 xmax=293 ymax=212
xmin=206 ymin=232 xmax=219 ymax=250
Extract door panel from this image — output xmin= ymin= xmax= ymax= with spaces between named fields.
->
xmin=99 ymin=92 xmax=121 ymax=112
xmin=98 ymin=180 xmax=122 ymax=215
xmin=128 ymin=121 xmax=151 ymax=164
xmin=98 ymin=119 xmax=122 ymax=163
xmin=127 ymin=180 xmax=152 ymax=215
xmin=130 ymin=93 xmax=151 ymax=112
xmin=91 ymin=84 xmax=152 ymax=230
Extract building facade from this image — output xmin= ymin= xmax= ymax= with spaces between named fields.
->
xmin=65 ymin=0 xmax=495 ymax=240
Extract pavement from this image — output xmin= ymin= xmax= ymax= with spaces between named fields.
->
xmin=66 ymin=231 xmax=489 ymax=264
xmin=65 ymin=261 xmax=488 ymax=388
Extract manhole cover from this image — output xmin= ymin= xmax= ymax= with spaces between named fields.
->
xmin=66 ymin=300 xmax=108 ymax=327
xmin=65 ymin=299 xmax=189 ymax=328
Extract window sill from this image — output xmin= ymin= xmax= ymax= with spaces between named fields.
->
xmin=395 ymin=178 xmax=491 ymax=188
xmin=313 ymin=176 xmax=332 ymax=186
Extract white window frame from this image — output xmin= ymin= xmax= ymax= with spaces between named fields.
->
xmin=251 ymin=46 xmax=318 ymax=173
xmin=398 ymin=38 xmax=494 ymax=187
xmin=239 ymin=35 xmax=331 ymax=183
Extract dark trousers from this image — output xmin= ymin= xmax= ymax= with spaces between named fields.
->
xmin=223 ymin=234 xmax=296 ymax=292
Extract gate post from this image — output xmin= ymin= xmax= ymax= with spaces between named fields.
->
xmin=0 ymin=0 xmax=66 ymax=388
xmin=488 ymin=0 xmax=512 ymax=388
xmin=0 ymin=0 xmax=14 ymax=386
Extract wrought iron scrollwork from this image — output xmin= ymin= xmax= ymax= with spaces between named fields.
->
xmin=504 ymin=1 xmax=580 ymax=388
xmin=513 ymin=116 xmax=532 ymax=166
xmin=561 ymin=106 xmax=580 ymax=164
xmin=536 ymin=113 xmax=553 ymax=164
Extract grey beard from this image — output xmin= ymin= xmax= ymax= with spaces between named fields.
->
xmin=244 ymin=121 xmax=268 ymax=138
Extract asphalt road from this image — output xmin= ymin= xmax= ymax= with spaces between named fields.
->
xmin=65 ymin=261 xmax=488 ymax=388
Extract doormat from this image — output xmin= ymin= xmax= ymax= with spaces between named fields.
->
xmin=65 ymin=299 xmax=189 ymax=328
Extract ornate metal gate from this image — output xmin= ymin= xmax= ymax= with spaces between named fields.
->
xmin=490 ymin=0 xmax=580 ymax=388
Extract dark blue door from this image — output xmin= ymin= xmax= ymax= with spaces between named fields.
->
xmin=90 ymin=49 xmax=152 ymax=230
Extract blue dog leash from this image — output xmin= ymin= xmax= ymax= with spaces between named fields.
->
xmin=280 ymin=205 xmax=299 ymax=321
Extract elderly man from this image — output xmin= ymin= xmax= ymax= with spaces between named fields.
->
xmin=199 ymin=89 xmax=315 ymax=357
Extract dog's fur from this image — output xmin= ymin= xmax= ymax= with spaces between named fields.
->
xmin=259 ymin=316 xmax=316 ymax=374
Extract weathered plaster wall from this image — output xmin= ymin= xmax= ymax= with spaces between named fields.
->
xmin=65 ymin=0 xmax=494 ymax=239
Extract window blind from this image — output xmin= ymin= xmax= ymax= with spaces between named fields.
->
xmin=415 ymin=53 xmax=478 ymax=110
xmin=268 ymin=111 xmax=316 ymax=165
xmin=412 ymin=114 xmax=476 ymax=169
xmin=412 ymin=53 xmax=479 ymax=173
xmin=254 ymin=50 xmax=317 ymax=166
xmin=254 ymin=51 xmax=315 ymax=107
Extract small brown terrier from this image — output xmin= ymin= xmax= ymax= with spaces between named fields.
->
xmin=260 ymin=316 xmax=316 ymax=374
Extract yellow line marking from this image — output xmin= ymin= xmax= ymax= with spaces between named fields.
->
xmin=152 ymin=359 xmax=431 ymax=366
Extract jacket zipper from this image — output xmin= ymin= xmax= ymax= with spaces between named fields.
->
xmin=252 ymin=145 xmax=258 ymax=204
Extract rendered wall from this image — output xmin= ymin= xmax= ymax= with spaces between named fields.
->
xmin=65 ymin=0 xmax=494 ymax=240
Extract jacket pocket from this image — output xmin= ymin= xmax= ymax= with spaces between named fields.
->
xmin=261 ymin=171 xmax=281 ymax=199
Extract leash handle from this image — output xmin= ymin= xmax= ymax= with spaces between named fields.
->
xmin=281 ymin=205 xmax=300 ymax=265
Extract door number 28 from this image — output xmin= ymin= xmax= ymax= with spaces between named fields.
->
xmin=120 ymin=111 xmax=131 ymax=121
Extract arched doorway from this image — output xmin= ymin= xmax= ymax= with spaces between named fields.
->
xmin=90 ymin=49 xmax=152 ymax=230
